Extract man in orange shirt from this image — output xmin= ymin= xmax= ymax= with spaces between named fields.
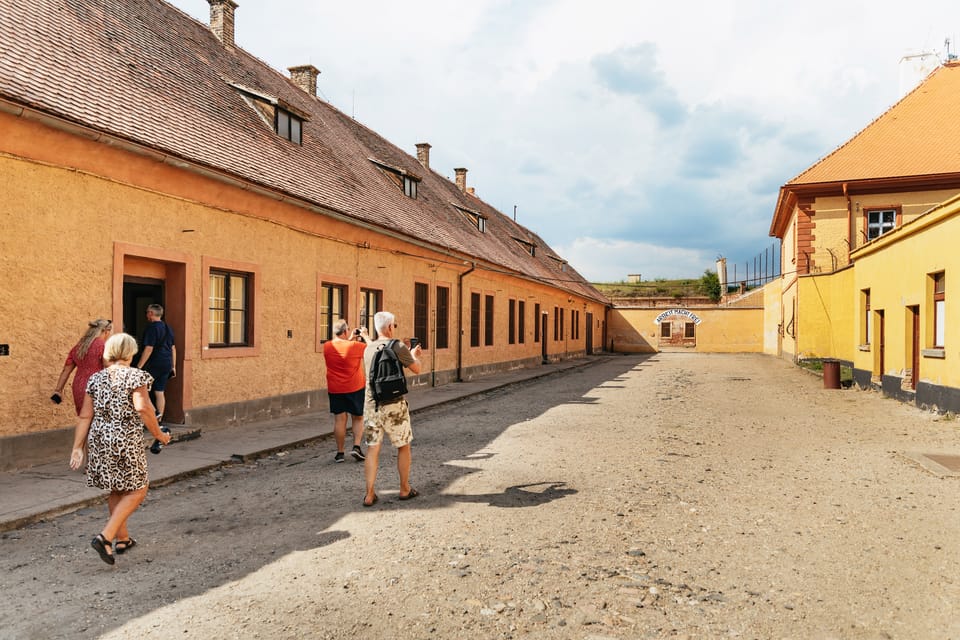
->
xmin=323 ymin=319 xmax=369 ymax=462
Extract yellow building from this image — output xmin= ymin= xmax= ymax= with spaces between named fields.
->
xmin=768 ymin=60 xmax=960 ymax=412
xmin=0 ymin=0 xmax=608 ymax=470
xmin=850 ymin=194 xmax=958 ymax=410
xmin=608 ymin=305 xmax=764 ymax=354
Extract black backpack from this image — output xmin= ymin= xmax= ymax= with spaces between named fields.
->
xmin=369 ymin=339 xmax=408 ymax=407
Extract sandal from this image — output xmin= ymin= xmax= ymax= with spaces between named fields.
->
xmin=398 ymin=488 xmax=419 ymax=501
xmin=362 ymin=493 xmax=378 ymax=507
xmin=115 ymin=538 xmax=137 ymax=555
xmin=91 ymin=534 xmax=115 ymax=565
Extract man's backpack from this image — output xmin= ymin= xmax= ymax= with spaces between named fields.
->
xmin=369 ymin=339 xmax=408 ymax=407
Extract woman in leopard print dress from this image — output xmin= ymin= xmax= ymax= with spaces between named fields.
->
xmin=69 ymin=332 xmax=171 ymax=565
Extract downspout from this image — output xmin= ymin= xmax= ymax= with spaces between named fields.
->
xmin=456 ymin=262 xmax=476 ymax=382
xmin=843 ymin=182 xmax=852 ymax=261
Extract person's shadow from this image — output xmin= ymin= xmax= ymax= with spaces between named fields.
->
xmin=448 ymin=481 xmax=576 ymax=508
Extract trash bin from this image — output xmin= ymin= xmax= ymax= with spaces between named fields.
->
xmin=822 ymin=358 xmax=841 ymax=389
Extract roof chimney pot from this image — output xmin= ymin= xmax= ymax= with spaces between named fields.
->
xmin=208 ymin=0 xmax=238 ymax=47
xmin=288 ymin=65 xmax=320 ymax=96
xmin=454 ymin=167 xmax=467 ymax=193
xmin=415 ymin=143 xmax=431 ymax=169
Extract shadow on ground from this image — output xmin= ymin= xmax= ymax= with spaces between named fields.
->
xmin=1 ymin=355 xmax=648 ymax=639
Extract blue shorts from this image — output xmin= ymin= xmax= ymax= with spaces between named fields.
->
xmin=329 ymin=388 xmax=364 ymax=416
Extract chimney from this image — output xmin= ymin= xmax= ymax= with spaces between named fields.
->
xmin=288 ymin=65 xmax=320 ymax=97
xmin=415 ymin=143 xmax=431 ymax=169
xmin=454 ymin=167 xmax=467 ymax=193
xmin=208 ymin=0 xmax=239 ymax=47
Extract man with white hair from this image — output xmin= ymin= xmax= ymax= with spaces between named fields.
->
xmin=361 ymin=310 xmax=421 ymax=507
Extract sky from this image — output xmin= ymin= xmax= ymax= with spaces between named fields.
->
xmin=168 ymin=0 xmax=959 ymax=282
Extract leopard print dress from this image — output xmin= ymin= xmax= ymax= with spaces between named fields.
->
xmin=84 ymin=366 xmax=154 ymax=491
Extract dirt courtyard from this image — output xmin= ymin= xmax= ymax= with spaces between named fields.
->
xmin=2 ymin=352 xmax=959 ymax=639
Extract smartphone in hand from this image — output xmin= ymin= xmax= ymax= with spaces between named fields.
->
xmin=409 ymin=337 xmax=420 ymax=349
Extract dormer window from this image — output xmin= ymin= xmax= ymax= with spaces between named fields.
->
xmin=403 ymin=176 xmax=417 ymax=199
xmin=514 ymin=238 xmax=537 ymax=256
xmin=548 ymin=255 xmax=567 ymax=272
xmin=370 ymin=158 xmax=421 ymax=200
xmin=452 ymin=203 xmax=487 ymax=233
xmin=276 ymin=108 xmax=302 ymax=144
xmin=231 ymin=82 xmax=307 ymax=145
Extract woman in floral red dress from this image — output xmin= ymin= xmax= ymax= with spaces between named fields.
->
xmin=53 ymin=319 xmax=112 ymax=414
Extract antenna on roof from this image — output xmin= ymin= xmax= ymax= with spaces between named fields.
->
xmin=513 ymin=205 xmax=517 ymax=221
xmin=946 ymin=37 xmax=958 ymax=62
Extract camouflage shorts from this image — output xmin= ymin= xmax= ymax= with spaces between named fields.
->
xmin=363 ymin=394 xmax=413 ymax=447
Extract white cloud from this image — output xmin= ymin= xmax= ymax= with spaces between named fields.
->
xmin=556 ymin=237 xmax=712 ymax=282
xmin=167 ymin=0 xmax=960 ymax=279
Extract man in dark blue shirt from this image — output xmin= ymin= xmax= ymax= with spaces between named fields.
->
xmin=136 ymin=304 xmax=176 ymax=422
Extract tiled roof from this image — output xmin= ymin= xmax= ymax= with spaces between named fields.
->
xmin=0 ymin=0 xmax=607 ymax=304
xmin=788 ymin=61 xmax=960 ymax=185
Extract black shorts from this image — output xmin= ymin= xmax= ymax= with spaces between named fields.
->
xmin=329 ymin=388 xmax=364 ymax=416
xmin=148 ymin=369 xmax=172 ymax=392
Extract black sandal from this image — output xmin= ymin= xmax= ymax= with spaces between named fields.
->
xmin=91 ymin=534 xmax=115 ymax=565
xmin=115 ymin=538 xmax=137 ymax=554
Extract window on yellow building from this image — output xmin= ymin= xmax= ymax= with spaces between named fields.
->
xmin=660 ymin=322 xmax=671 ymax=338
xmin=360 ymin=288 xmax=382 ymax=339
xmin=865 ymin=208 xmax=899 ymax=240
xmin=518 ymin=300 xmax=526 ymax=344
xmin=319 ymin=283 xmax=346 ymax=342
xmin=685 ymin=322 xmax=696 ymax=338
xmin=210 ymin=270 xmax=251 ymax=346
xmin=470 ymin=293 xmax=481 ymax=347
xmin=933 ymin=272 xmax=945 ymax=348
xmin=484 ymin=294 xmax=495 ymax=346
xmin=414 ymin=283 xmax=429 ymax=350
xmin=862 ymin=288 xmax=871 ymax=345
xmin=436 ymin=286 xmax=450 ymax=349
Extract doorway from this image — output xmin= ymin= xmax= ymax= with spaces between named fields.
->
xmin=123 ymin=278 xmax=164 ymax=362
xmin=122 ymin=274 xmax=184 ymax=424
xmin=908 ymin=305 xmax=919 ymax=390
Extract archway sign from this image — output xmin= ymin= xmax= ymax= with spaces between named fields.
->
xmin=654 ymin=308 xmax=702 ymax=325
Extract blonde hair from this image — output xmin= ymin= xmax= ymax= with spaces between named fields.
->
xmin=76 ymin=318 xmax=112 ymax=360
xmin=103 ymin=332 xmax=138 ymax=364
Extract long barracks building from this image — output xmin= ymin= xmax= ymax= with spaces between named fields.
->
xmin=0 ymin=0 xmax=610 ymax=470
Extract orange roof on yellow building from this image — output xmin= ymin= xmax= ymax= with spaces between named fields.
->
xmin=789 ymin=61 xmax=960 ymax=185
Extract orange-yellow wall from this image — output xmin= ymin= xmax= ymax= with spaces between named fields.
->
xmin=779 ymin=189 xmax=957 ymax=277
xmin=0 ymin=111 xmax=604 ymax=438
xmin=608 ymin=307 xmax=763 ymax=353
xmin=796 ymin=266 xmax=855 ymax=362
xmin=851 ymin=194 xmax=960 ymax=389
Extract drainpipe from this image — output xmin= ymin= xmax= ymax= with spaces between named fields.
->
xmin=456 ymin=262 xmax=476 ymax=382
xmin=843 ymin=182 xmax=852 ymax=259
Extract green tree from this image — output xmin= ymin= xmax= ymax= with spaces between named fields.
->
xmin=699 ymin=269 xmax=721 ymax=302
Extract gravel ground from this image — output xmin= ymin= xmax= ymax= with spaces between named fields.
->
xmin=2 ymin=352 xmax=959 ymax=639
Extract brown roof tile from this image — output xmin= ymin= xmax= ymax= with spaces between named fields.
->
xmin=0 ymin=0 xmax=608 ymax=304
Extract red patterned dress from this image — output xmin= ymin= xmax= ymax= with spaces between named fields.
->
xmin=65 ymin=338 xmax=106 ymax=414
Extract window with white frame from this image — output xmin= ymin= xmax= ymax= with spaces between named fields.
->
xmin=866 ymin=209 xmax=896 ymax=240
xmin=934 ymin=272 xmax=945 ymax=348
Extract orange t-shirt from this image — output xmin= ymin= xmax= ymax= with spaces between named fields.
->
xmin=323 ymin=339 xmax=367 ymax=394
